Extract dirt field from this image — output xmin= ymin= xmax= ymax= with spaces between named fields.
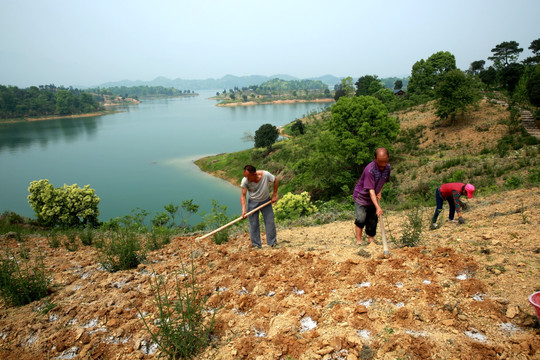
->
xmin=0 ymin=188 xmax=539 ymax=359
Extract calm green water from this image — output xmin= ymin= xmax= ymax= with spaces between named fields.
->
xmin=0 ymin=91 xmax=329 ymax=223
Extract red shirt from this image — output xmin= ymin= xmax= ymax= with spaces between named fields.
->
xmin=439 ymin=183 xmax=465 ymax=198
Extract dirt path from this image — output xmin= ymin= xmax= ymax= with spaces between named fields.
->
xmin=0 ymin=188 xmax=539 ymax=359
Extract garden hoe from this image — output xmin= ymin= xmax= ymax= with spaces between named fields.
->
xmin=380 ymin=215 xmax=390 ymax=258
xmin=196 ymin=200 xmax=272 ymax=241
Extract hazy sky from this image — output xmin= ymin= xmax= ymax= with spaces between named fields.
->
xmin=1 ymin=0 xmax=539 ymax=88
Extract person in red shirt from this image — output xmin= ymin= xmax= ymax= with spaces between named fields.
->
xmin=431 ymin=182 xmax=475 ymax=228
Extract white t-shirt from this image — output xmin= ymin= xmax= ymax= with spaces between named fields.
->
xmin=241 ymin=170 xmax=275 ymax=202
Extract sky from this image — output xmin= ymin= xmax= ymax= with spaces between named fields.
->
xmin=1 ymin=0 xmax=539 ymax=88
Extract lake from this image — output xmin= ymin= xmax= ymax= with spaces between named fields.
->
xmin=0 ymin=91 xmax=329 ymax=224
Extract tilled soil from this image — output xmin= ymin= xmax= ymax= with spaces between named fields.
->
xmin=1 ymin=188 xmax=539 ymax=359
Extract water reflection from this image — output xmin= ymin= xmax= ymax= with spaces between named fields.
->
xmin=0 ymin=116 xmax=101 ymax=153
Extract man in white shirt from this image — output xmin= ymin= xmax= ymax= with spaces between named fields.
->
xmin=240 ymin=165 xmax=279 ymax=248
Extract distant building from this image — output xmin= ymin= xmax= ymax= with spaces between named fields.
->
xmin=393 ymin=89 xmax=406 ymax=96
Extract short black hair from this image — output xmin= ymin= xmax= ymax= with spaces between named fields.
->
xmin=244 ymin=165 xmax=256 ymax=173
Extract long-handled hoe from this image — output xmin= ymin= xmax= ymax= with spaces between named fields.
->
xmin=196 ymin=200 xmax=272 ymax=241
xmin=380 ymin=215 xmax=390 ymax=257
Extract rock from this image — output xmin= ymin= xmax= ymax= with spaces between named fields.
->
xmin=355 ymin=305 xmax=368 ymax=314
xmin=316 ymin=346 xmax=334 ymax=355
xmin=506 ymin=305 xmax=520 ymax=319
xmin=457 ymin=314 xmax=467 ymax=321
xmin=441 ymin=319 xmax=454 ymax=326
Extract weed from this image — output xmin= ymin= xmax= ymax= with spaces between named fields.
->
xmin=99 ymin=230 xmax=146 ymax=272
xmin=146 ymin=227 xmax=172 ymax=251
xmin=138 ymin=261 xmax=216 ymax=359
xmin=80 ymin=227 xmax=94 ymax=246
xmin=47 ymin=231 xmax=61 ymax=248
xmin=395 ymin=207 xmax=423 ymax=247
xmin=527 ymin=167 xmax=540 ymax=185
xmin=504 ymin=175 xmax=523 ymax=189
xmin=212 ymin=230 xmax=229 ymax=245
xmin=0 ymin=245 xmax=50 ymax=306
xmin=63 ymin=231 xmax=79 ymax=252
xmin=40 ymin=299 xmax=57 ymax=314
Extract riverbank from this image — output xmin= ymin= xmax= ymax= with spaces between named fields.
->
xmin=216 ymin=98 xmax=335 ymax=107
xmin=0 ymin=110 xmax=121 ymax=124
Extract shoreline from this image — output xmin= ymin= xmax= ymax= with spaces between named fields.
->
xmin=193 ymin=157 xmax=240 ymax=188
xmin=0 ymin=110 xmax=122 ymax=124
xmin=216 ymin=98 xmax=334 ymax=107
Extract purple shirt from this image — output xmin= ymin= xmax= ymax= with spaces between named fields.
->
xmin=353 ymin=161 xmax=391 ymax=206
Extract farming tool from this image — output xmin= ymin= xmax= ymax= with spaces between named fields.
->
xmin=380 ymin=215 xmax=390 ymax=257
xmin=196 ymin=200 xmax=272 ymax=240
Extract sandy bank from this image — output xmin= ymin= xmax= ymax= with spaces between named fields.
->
xmin=216 ymin=98 xmax=335 ymax=107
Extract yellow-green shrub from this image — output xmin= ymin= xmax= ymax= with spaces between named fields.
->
xmin=274 ymin=192 xmax=318 ymax=221
xmin=28 ymin=179 xmax=100 ymax=227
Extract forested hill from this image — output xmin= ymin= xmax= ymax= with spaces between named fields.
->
xmin=0 ymin=84 xmax=101 ymax=120
xmin=86 ymin=85 xmax=196 ymax=99
xmin=99 ymin=74 xmax=409 ymax=91
xmin=0 ymin=84 xmax=192 ymax=120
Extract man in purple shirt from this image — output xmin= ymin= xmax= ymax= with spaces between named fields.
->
xmin=353 ymin=147 xmax=391 ymax=245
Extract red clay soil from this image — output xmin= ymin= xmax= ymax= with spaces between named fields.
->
xmin=0 ymin=188 xmax=539 ymax=359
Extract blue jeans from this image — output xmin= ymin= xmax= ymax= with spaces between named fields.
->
xmin=432 ymin=187 xmax=456 ymax=223
xmin=247 ymin=198 xmax=277 ymax=247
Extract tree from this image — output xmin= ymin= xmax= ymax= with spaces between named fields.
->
xmin=434 ymin=69 xmax=482 ymax=125
xmin=394 ymin=80 xmax=403 ymax=90
xmin=254 ymin=123 xmax=279 ymax=149
xmin=479 ymin=66 xmax=498 ymax=87
xmin=500 ymin=62 xmax=525 ymax=93
xmin=334 ymin=76 xmax=355 ymax=101
xmin=488 ymin=41 xmax=523 ymax=68
xmin=468 ymin=60 xmax=485 ymax=76
xmin=355 ymin=75 xmax=383 ymax=96
xmin=526 ymin=66 xmax=540 ymax=106
xmin=524 ymin=38 xmax=540 ymax=65
xmin=407 ymin=51 xmax=457 ymax=98
xmin=290 ymin=119 xmax=305 ymax=135
xmin=326 ymin=96 xmax=399 ymax=176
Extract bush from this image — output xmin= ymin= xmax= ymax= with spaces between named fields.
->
xmin=99 ymin=230 xmax=146 ymax=272
xmin=139 ymin=263 xmax=216 ymax=359
xmin=505 ymin=175 xmax=523 ymax=189
xmin=274 ymin=192 xmax=318 ymax=221
xmin=146 ymin=227 xmax=172 ymax=251
xmin=212 ymin=229 xmax=229 ymax=245
xmin=395 ymin=207 xmax=423 ymax=248
xmin=527 ymin=167 xmax=540 ymax=185
xmin=27 ymin=179 xmax=100 ymax=227
xmin=0 ymin=247 xmax=50 ymax=306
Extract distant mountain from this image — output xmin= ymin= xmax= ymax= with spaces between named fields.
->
xmin=99 ymin=74 xmax=343 ymax=91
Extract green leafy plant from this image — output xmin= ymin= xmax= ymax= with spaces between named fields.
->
xmin=64 ymin=231 xmax=79 ymax=252
xmin=396 ymin=207 xmax=423 ymax=247
xmin=0 ymin=245 xmax=50 ymax=306
xmin=139 ymin=262 xmax=216 ymax=359
xmin=146 ymin=226 xmax=172 ymax=251
xmin=504 ymin=174 xmax=523 ymax=189
xmin=201 ymin=200 xmax=231 ymax=245
xmin=47 ymin=231 xmax=61 ymax=248
xmin=80 ymin=226 xmax=94 ymax=246
xmin=274 ymin=192 xmax=318 ymax=221
xmin=27 ymin=179 xmax=100 ymax=227
xmin=99 ymin=230 xmax=145 ymax=272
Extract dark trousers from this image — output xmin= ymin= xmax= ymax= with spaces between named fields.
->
xmin=432 ymin=187 xmax=456 ymax=223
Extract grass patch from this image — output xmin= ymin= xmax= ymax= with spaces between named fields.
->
xmin=99 ymin=230 xmax=146 ymax=272
xmin=139 ymin=261 xmax=216 ymax=359
xmin=0 ymin=244 xmax=50 ymax=306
